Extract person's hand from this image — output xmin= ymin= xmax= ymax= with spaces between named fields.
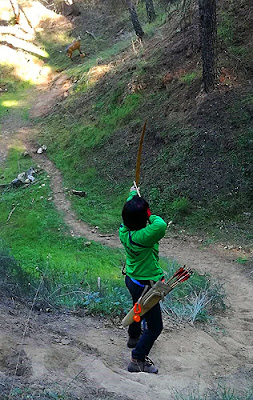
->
xmin=130 ymin=185 xmax=140 ymax=193
xmin=147 ymin=208 xmax=152 ymax=218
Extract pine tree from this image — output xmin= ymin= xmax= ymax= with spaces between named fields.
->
xmin=125 ymin=0 xmax=144 ymax=40
xmin=199 ymin=0 xmax=217 ymax=92
xmin=145 ymin=0 xmax=156 ymax=23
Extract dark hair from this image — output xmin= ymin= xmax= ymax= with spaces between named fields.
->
xmin=122 ymin=196 xmax=149 ymax=231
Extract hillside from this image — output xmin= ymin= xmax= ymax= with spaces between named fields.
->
xmin=1 ymin=1 xmax=253 ymax=399
xmin=28 ymin=0 xmax=253 ymax=246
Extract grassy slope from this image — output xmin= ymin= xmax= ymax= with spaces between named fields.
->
xmin=0 ymin=148 xmax=126 ymax=310
xmin=0 ymin=149 xmax=220 ymax=321
xmin=35 ymin=0 xmax=253 ymax=247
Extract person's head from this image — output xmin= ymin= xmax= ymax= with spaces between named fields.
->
xmin=122 ymin=196 xmax=149 ymax=231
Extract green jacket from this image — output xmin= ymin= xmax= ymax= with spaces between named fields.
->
xmin=119 ymin=190 xmax=167 ymax=281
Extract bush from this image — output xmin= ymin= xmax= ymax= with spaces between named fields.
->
xmin=163 ymin=263 xmax=226 ymax=323
xmin=170 ymin=197 xmax=191 ymax=221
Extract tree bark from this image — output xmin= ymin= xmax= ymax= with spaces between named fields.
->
xmin=125 ymin=0 xmax=144 ymax=40
xmin=145 ymin=0 xmax=156 ymax=22
xmin=199 ymin=0 xmax=217 ymax=93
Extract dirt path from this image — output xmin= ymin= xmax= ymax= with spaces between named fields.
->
xmin=0 ymin=239 xmax=252 ymax=398
xmin=1 ymin=75 xmax=253 ymax=399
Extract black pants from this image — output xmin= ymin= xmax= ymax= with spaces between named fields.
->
xmin=125 ymin=275 xmax=163 ymax=361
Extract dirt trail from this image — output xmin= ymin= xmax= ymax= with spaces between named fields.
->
xmin=1 ymin=74 xmax=253 ymax=398
xmin=0 ymin=237 xmax=253 ymax=398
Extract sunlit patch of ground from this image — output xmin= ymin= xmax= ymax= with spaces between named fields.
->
xmin=0 ymin=0 xmax=64 ymax=29
xmin=86 ymin=64 xmax=113 ymax=85
xmin=18 ymin=0 xmax=62 ymax=28
xmin=0 ymin=44 xmax=52 ymax=84
xmin=1 ymin=34 xmax=48 ymax=57
xmin=0 ymin=0 xmax=71 ymax=86
xmin=0 ymin=1 xmax=13 ymax=23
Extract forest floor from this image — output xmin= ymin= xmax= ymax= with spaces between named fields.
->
xmin=0 ymin=72 xmax=253 ymax=399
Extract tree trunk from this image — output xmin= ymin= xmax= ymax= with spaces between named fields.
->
xmin=145 ymin=0 xmax=156 ymax=22
xmin=125 ymin=0 xmax=144 ymax=40
xmin=199 ymin=0 xmax=217 ymax=93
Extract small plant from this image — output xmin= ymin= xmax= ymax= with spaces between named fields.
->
xmin=81 ymin=286 xmax=132 ymax=317
xmin=171 ymin=197 xmax=191 ymax=219
xmin=229 ymin=45 xmax=248 ymax=57
xmin=163 ymin=263 xmax=226 ymax=323
xmin=236 ymin=257 xmax=249 ymax=264
xmin=173 ymin=385 xmax=253 ymax=400
xmin=218 ymin=13 xmax=235 ymax=46
xmin=2 ymin=384 xmax=87 ymax=399
xmin=181 ymin=71 xmax=198 ymax=84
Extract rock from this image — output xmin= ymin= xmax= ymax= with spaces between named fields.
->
xmin=37 ymin=144 xmax=47 ymax=154
xmin=17 ymin=172 xmax=26 ymax=183
xmin=60 ymin=338 xmax=71 ymax=345
xmin=11 ymin=178 xmax=22 ymax=187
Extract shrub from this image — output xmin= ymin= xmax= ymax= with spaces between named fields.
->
xmin=170 ymin=197 xmax=191 ymax=221
xmin=163 ymin=263 xmax=226 ymax=323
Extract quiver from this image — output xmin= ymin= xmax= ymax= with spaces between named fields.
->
xmin=122 ymin=280 xmax=173 ymax=327
xmin=122 ymin=266 xmax=193 ymax=327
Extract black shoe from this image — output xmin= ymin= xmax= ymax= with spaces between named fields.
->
xmin=144 ymin=356 xmax=158 ymax=374
xmin=128 ymin=356 xmax=158 ymax=374
xmin=127 ymin=336 xmax=140 ymax=348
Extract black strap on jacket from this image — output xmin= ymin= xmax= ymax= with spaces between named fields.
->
xmin=128 ymin=231 xmax=150 ymax=248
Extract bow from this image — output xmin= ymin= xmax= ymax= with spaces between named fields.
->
xmin=134 ymin=121 xmax=147 ymax=196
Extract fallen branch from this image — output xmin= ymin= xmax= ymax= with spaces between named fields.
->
xmin=86 ymin=30 xmax=97 ymax=40
xmin=99 ymin=234 xmax=114 ymax=237
xmin=0 ymin=183 xmax=10 ymax=189
xmin=72 ymin=190 xmax=86 ymax=197
xmin=7 ymin=205 xmax=17 ymax=222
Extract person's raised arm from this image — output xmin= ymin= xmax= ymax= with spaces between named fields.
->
xmin=126 ymin=185 xmax=140 ymax=201
xmin=136 ymin=214 xmax=167 ymax=246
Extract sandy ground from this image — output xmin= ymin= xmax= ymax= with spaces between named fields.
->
xmin=0 ymin=234 xmax=252 ymax=399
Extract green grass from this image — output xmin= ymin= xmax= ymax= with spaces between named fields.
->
xmin=39 ymin=87 xmax=253 ymax=242
xmin=180 ymin=71 xmax=199 ymax=84
xmin=0 ymin=148 xmax=226 ymax=322
xmin=217 ymin=11 xmax=251 ymax=67
xmin=218 ymin=13 xmax=235 ymax=47
xmin=38 ymin=90 xmax=143 ymax=232
xmin=163 ymin=261 xmax=226 ymax=323
xmin=0 ymin=387 xmax=76 ymax=400
xmin=43 ymin=90 xmax=141 ymax=150
xmin=236 ymin=256 xmax=249 ymax=264
xmin=0 ymin=65 xmax=31 ymax=119
xmin=0 ymin=148 xmax=126 ymax=309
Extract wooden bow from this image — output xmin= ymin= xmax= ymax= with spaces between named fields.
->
xmin=134 ymin=121 xmax=147 ymax=196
